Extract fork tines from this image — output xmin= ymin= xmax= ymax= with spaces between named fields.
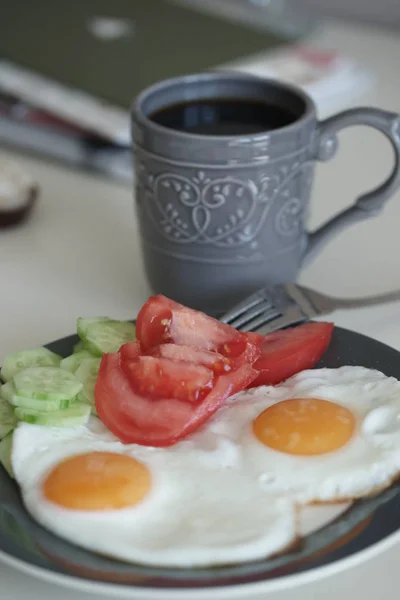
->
xmin=220 ymin=284 xmax=306 ymax=334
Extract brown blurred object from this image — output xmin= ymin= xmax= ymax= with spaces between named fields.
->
xmin=0 ymin=155 xmax=38 ymax=228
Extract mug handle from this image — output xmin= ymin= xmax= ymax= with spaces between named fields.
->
xmin=303 ymin=108 xmax=400 ymax=264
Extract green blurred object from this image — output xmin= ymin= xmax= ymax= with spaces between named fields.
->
xmin=0 ymin=0 xmax=301 ymax=109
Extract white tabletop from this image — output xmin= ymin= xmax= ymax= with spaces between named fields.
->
xmin=1 ymin=17 xmax=400 ymax=600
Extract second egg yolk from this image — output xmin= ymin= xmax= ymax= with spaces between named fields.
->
xmin=253 ymin=397 xmax=356 ymax=455
xmin=42 ymin=452 xmax=151 ymax=510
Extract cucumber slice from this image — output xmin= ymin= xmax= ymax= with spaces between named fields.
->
xmin=0 ymin=432 xmax=14 ymax=477
xmin=77 ymin=316 xmax=109 ymax=340
xmin=79 ymin=319 xmax=136 ymax=356
xmin=75 ymin=358 xmax=101 ymax=408
xmin=15 ymin=403 xmax=91 ymax=427
xmin=0 ymin=381 xmax=15 ymax=403
xmin=0 ymin=397 xmax=15 ymax=439
xmin=77 ymin=391 xmax=98 ymax=416
xmin=13 ymin=367 xmax=83 ymax=401
xmin=73 ymin=341 xmax=84 ymax=353
xmin=10 ymin=394 xmax=73 ymax=412
xmin=60 ymin=350 xmax=93 ymax=373
xmin=1 ymin=348 xmax=62 ymax=382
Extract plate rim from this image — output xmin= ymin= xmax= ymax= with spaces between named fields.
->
xmin=1 ymin=524 xmax=400 ymax=599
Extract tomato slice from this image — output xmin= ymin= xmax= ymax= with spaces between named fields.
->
xmin=248 ymin=322 xmax=334 ymax=387
xmin=244 ymin=331 xmax=265 ymax=346
xmin=136 ymin=298 xmax=173 ymax=351
xmin=122 ymin=355 xmax=214 ymax=403
xmin=149 ymin=343 xmax=232 ymax=374
xmin=95 ymin=353 xmax=257 ymax=446
xmin=119 ymin=341 xmax=141 ymax=361
xmin=136 ymin=295 xmax=248 ymax=357
xmin=232 ymin=339 xmax=261 ymax=368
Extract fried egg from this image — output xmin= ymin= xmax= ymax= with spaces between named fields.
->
xmin=12 ymin=417 xmax=296 ymax=567
xmin=208 ymin=366 xmax=400 ymax=504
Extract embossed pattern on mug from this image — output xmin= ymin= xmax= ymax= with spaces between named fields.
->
xmin=135 ymin=158 xmax=314 ymax=264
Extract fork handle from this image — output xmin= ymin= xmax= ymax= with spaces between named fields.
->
xmin=303 ymin=108 xmax=400 ymax=265
xmin=331 ymin=289 xmax=400 ymax=311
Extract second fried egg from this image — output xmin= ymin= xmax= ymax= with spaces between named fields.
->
xmin=200 ymin=366 xmax=400 ymax=504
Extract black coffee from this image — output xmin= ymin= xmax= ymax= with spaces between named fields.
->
xmin=149 ymin=98 xmax=297 ymax=136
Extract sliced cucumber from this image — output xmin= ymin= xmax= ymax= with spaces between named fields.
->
xmin=79 ymin=319 xmax=136 ymax=356
xmin=0 ymin=397 xmax=15 ymax=439
xmin=60 ymin=350 xmax=93 ymax=373
xmin=15 ymin=403 xmax=91 ymax=427
xmin=0 ymin=381 xmax=15 ymax=403
xmin=1 ymin=348 xmax=62 ymax=382
xmin=73 ymin=341 xmax=84 ymax=353
xmin=75 ymin=358 xmax=101 ymax=408
xmin=75 ymin=357 xmax=101 ymax=383
xmin=77 ymin=316 xmax=109 ymax=340
xmin=77 ymin=390 xmax=98 ymax=416
xmin=13 ymin=367 xmax=82 ymax=401
xmin=0 ymin=432 xmax=14 ymax=477
xmin=10 ymin=394 xmax=73 ymax=412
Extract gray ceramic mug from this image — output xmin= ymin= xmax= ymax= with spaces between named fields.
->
xmin=132 ymin=73 xmax=400 ymax=313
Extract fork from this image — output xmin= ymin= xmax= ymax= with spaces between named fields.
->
xmin=220 ymin=283 xmax=400 ymax=335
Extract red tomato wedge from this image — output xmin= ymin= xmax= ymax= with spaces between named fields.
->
xmin=148 ymin=343 xmax=232 ymax=374
xmin=136 ymin=295 xmax=249 ymax=358
xmin=95 ymin=353 xmax=257 ymax=446
xmin=248 ymin=322 xmax=334 ymax=387
xmin=119 ymin=341 xmax=141 ymax=361
xmin=135 ymin=300 xmax=173 ymax=351
xmin=122 ymin=355 xmax=214 ymax=403
xmin=122 ymin=340 xmax=260 ymax=373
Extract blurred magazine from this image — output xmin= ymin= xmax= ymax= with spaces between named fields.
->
xmin=0 ymin=45 xmax=372 ymax=183
xmin=229 ymin=46 xmax=372 ymax=119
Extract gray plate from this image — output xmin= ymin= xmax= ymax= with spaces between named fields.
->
xmin=1 ymin=326 xmax=400 ymax=591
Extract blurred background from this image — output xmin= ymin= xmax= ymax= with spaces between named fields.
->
xmin=0 ymin=0 xmax=398 ymax=186
xmin=297 ymin=0 xmax=400 ymax=31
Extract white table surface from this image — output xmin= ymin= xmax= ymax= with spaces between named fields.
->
xmin=1 ymin=16 xmax=400 ymax=600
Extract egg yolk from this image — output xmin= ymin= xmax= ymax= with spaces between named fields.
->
xmin=253 ymin=397 xmax=355 ymax=455
xmin=43 ymin=452 xmax=151 ymax=510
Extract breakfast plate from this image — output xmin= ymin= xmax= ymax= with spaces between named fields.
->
xmin=1 ymin=325 xmax=400 ymax=600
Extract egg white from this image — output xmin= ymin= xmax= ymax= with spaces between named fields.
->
xmin=12 ymin=417 xmax=296 ymax=567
